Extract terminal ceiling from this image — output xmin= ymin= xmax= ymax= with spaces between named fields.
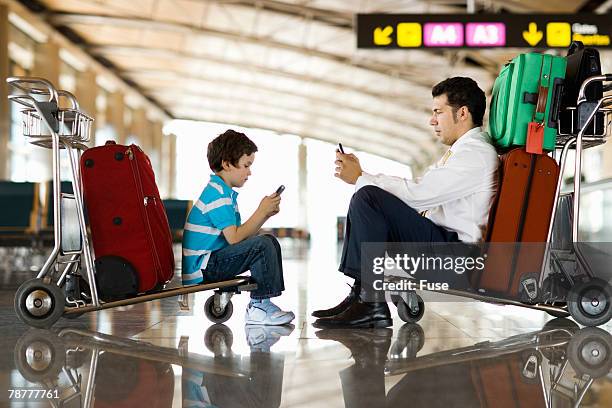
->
xmin=21 ymin=0 xmax=609 ymax=167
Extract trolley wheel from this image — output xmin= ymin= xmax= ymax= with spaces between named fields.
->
xmin=14 ymin=329 xmax=65 ymax=384
xmin=540 ymin=318 xmax=578 ymax=364
xmin=204 ymin=324 xmax=234 ymax=356
xmin=396 ymin=294 xmax=425 ymax=323
xmin=204 ymin=295 xmax=234 ymax=324
xmin=568 ymin=327 xmax=612 ymax=378
xmin=542 ymin=317 xmax=580 ymax=334
xmin=567 ymin=278 xmax=612 ymax=327
xmin=14 ymin=278 xmax=65 ymax=329
xmin=389 ymin=323 xmax=425 ymax=359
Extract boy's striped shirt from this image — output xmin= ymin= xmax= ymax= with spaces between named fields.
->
xmin=181 ymin=175 xmax=240 ymax=285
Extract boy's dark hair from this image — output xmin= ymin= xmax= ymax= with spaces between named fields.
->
xmin=207 ymin=129 xmax=258 ymax=172
xmin=432 ymin=77 xmax=486 ymax=127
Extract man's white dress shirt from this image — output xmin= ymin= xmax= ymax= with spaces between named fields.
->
xmin=355 ymin=127 xmax=499 ymax=242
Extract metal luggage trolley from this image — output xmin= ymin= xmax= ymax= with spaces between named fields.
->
xmin=8 ymin=77 xmax=255 ymax=329
xmin=385 ymin=320 xmax=612 ymax=407
xmin=390 ymin=74 xmax=612 ymax=327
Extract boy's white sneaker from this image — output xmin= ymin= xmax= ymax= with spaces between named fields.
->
xmin=245 ymin=299 xmax=295 ymax=326
xmin=245 ymin=324 xmax=295 ymax=352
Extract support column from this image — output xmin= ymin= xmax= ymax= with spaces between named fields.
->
xmin=106 ymin=91 xmax=126 ymax=144
xmin=75 ymin=69 xmax=97 ymax=147
xmin=602 ymin=143 xmax=612 ymax=180
xmin=160 ymin=131 xmax=170 ymax=198
xmin=0 ymin=4 xmax=10 ymax=179
xmin=30 ymin=40 xmax=60 ymax=181
xmin=297 ymin=139 xmax=308 ymax=229
xmin=130 ymin=108 xmax=149 ymax=151
xmin=150 ymin=120 xmax=163 ymax=178
xmin=168 ymin=133 xmax=177 ymax=198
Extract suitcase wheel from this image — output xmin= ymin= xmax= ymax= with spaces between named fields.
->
xmin=14 ymin=329 xmax=66 ymax=384
xmin=518 ymin=272 xmax=540 ymax=304
xmin=94 ymin=256 xmax=139 ymax=301
xmin=567 ymin=278 xmax=612 ymax=327
xmin=567 ymin=327 xmax=612 ymax=378
xmin=518 ymin=349 xmax=541 ymax=384
xmin=204 ymin=294 xmax=234 ymax=324
xmin=14 ymin=278 xmax=65 ymax=329
xmin=395 ymin=293 xmax=425 ymax=324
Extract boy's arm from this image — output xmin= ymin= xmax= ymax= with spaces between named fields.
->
xmin=222 ymin=194 xmax=280 ymax=244
xmin=222 ymin=212 xmax=268 ymax=244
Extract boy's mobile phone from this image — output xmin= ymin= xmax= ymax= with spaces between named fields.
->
xmin=338 ymin=143 xmax=345 ymax=154
xmin=275 ymin=185 xmax=285 ymax=195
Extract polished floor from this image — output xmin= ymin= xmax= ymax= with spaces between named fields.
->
xmin=1 ymin=241 xmax=612 ymax=408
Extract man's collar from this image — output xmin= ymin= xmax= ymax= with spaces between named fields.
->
xmin=450 ymin=127 xmax=482 ymax=151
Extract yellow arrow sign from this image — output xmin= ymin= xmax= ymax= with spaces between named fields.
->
xmin=374 ymin=26 xmax=393 ymax=45
xmin=523 ymin=22 xmax=543 ymax=47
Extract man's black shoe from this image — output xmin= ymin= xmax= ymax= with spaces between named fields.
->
xmin=311 ymin=283 xmax=360 ymax=318
xmin=315 ymin=328 xmax=392 ymax=366
xmin=313 ymin=297 xmax=392 ymax=329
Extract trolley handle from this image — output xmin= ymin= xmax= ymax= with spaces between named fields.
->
xmin=57 ymin=90 xmax=80 ymax=110
xmin=6 ymin=76 xmax=59 ymax=104
xmin=577 ymin=74 xmax=612 ymax=105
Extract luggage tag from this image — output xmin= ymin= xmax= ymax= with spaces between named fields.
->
xmin=526 ymin=65 xmax=550 ymax=155
xmin=526 ymin=122 xmax=544 ymax=154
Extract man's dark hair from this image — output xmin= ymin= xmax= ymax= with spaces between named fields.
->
xmin=432 ymin=77 xmax=486 ymax=127
xmin=207 ymin=129 xmax=258 ymax=172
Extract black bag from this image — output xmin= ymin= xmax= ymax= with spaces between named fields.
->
xmin=559 ymin=41 xmax=604 ymax=136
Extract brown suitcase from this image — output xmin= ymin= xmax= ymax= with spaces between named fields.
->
xmin=474 ymin=148 xmax=559 ymax=301
xmin=471 ymin=352 xmax=545 ymax=408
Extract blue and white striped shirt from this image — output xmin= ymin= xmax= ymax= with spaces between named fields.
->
xmin=181 ymin=175 xmax=241 ymax=285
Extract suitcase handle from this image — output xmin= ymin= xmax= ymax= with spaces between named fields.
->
xmin=533 ymin=84 xmax=548 ymax=123
xmin=547 ymin=78 xmax=565 ymax=129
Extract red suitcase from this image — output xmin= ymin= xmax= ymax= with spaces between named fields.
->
xmin=81 ymin=141 xmax=174 ymax=300
xmin=473 ymin=148 xmax=559 ymax=301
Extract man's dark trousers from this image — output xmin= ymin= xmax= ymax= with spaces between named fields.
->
xmin=339 ymin=186 xmax=463 ymax=289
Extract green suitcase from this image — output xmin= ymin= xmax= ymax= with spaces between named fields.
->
xmin=489 ymin=53 xmax=566 ymax=153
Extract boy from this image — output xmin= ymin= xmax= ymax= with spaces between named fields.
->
xmin=182 ymin=129 xmax=294 ymax=326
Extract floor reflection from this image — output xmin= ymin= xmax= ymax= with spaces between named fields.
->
xmin=12 ymin=323 xmax=291 ymax=408
xmin=8 ymin=318 xmax=612 ymax=407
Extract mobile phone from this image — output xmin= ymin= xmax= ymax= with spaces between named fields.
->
xmin=338 ymin=143 xmax=345 ymax=154
xmin=275 ymin=185 xmax=285 ymax=195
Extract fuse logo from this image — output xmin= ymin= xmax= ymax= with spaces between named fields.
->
xmin=466 ymin=23 xmax=506 ymax=46
xmin=424 ymin=23 xmax=464 ymax=47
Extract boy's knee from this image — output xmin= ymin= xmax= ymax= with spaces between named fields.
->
xmin=261 ymin=233 xmax=281 ymax=249
xmin=253 ymin=234 xmax=277 ymax=252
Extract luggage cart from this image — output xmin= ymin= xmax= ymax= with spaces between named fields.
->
xmin=8 ymin=77 xmax=256 ymax=329
xmin=385 ymin=320 xmax=612 ymax=407
xmin=390 ymin=74 xmax=612 ymax=327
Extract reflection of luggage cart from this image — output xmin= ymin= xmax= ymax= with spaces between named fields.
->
xmin=8 ymin=77 xmax=256 ymax=328
xmin=391 ymin=74 xmax=612 ymax=327
xmin=386 ymin=320 xmax=612 ymax=407
xmin=13 ymin=326 xmax=252 ymax=407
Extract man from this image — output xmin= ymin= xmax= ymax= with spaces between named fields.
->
xmin=313 ymin=77 xmax=499 ymax=328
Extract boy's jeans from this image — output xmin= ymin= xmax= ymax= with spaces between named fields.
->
xmin=201 ymin=234 xmax=285 ymax=299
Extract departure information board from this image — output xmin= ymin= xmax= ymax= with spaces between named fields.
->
xmin=357 ymin=14 xmax=612 ymax=49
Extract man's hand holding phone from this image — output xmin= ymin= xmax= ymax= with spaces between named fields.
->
xmin=335 ymin=143 xmax=362 ymax=185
